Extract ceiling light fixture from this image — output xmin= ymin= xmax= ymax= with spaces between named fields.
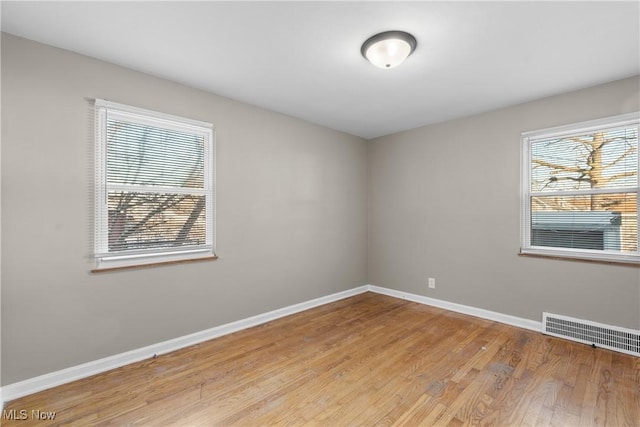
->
xmin=361 ymin=30 xmax=417 ymax=69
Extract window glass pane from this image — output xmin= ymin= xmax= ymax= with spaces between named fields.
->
xmin=107 ymin=119 xmax=205 ymax=188
xmin=531 ymin=126 xmax=638 ymax=192
xmin=531 ymin=193 xmax=637 ymax=253
xmin=108 ymin=191 xmax=206 ymax=252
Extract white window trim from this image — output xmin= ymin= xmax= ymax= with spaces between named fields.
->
xmin=94 ymin=99 xmax=216 ymax=270
xmin=520 ymin=112 xmax=640 ymax=264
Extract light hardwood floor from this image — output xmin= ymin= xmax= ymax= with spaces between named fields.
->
xmin=2 ymin=292 xmax=639 ymax=426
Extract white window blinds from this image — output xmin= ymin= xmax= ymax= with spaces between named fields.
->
xmin=95 ymin=99 xmax=215 ymax=269
xmin=521 ymin=112 xmax=639 ymax=263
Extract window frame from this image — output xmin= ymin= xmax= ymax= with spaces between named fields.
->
xmin=94 ymin=99 xmax=216 ymax=271
xmin=520 ymin=112 xmax=640 ymax=264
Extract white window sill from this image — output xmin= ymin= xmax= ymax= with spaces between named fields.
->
xmin=519 ymin=248 xmax=639 ymax=267
xmin=92 ymin=250 xmax=218 ymax=272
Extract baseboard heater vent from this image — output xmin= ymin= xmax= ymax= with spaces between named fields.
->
xmin=543 ymin=312 xmax=640 ymax=357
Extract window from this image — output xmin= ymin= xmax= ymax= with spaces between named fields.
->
xmin=521 ymin=112 xmax=639 ymax=264
xmin=94 ymin=99 xmax=215 ymax=270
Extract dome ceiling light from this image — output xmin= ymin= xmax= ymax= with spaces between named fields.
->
xmin=361 ymin=30 xmax=417 ymax=69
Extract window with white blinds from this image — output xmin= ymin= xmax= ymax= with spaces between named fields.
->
xmin=94 ymin=99 xmax=215 ymax=270
xmin=521 ymin=112 xmax=639 ymax=264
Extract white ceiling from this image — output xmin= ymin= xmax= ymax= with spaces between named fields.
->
xmin=2 ymin=1 xmax=639 ymax=139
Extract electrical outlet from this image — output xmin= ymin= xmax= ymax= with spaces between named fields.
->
xmin=428 ymin=277 xmax=435 ymax=289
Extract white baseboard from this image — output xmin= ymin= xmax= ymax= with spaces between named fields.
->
xmin=1 ymin=283 xmax=541 ymax=405
xmin=0 ymin=285 xmax=369 ymax=404
xmin=367 ymin=285 xmax=542 ymax=332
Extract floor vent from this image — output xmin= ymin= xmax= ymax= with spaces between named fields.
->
xmin=543 ymin=312 xmax=640 ymax=357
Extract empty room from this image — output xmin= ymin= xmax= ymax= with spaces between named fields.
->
xmin=1 ymin=1 xmax=639 ymax=426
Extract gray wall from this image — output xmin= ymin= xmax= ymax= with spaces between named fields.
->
xmin=2 ymin=32 xmax=639 ymax=387
xmin=1 ymin=34 xmax=368 ymax=385
xmin=369 ymin=76 xmax=640 ymax=329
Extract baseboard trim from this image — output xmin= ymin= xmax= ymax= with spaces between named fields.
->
xmin=367 ymin=285 xmax=542 ymax=332
xmin=0 ymin=285 xmax=369 ymax=404
xmin=1 ymin=284 xmax=541 ymax=405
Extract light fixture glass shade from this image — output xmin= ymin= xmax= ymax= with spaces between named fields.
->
xmin=361 ymin=31 xmax=417 ymax=69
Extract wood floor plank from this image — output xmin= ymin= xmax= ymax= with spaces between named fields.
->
xmin=2 ymin=292 xmax=639 ymax=426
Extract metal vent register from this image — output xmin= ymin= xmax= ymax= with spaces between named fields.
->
xmin=543 ymin=312 xmax=640 ymax=357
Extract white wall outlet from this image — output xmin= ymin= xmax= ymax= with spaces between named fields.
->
xmin=428 ymin=277 xmax=435 ymax=289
